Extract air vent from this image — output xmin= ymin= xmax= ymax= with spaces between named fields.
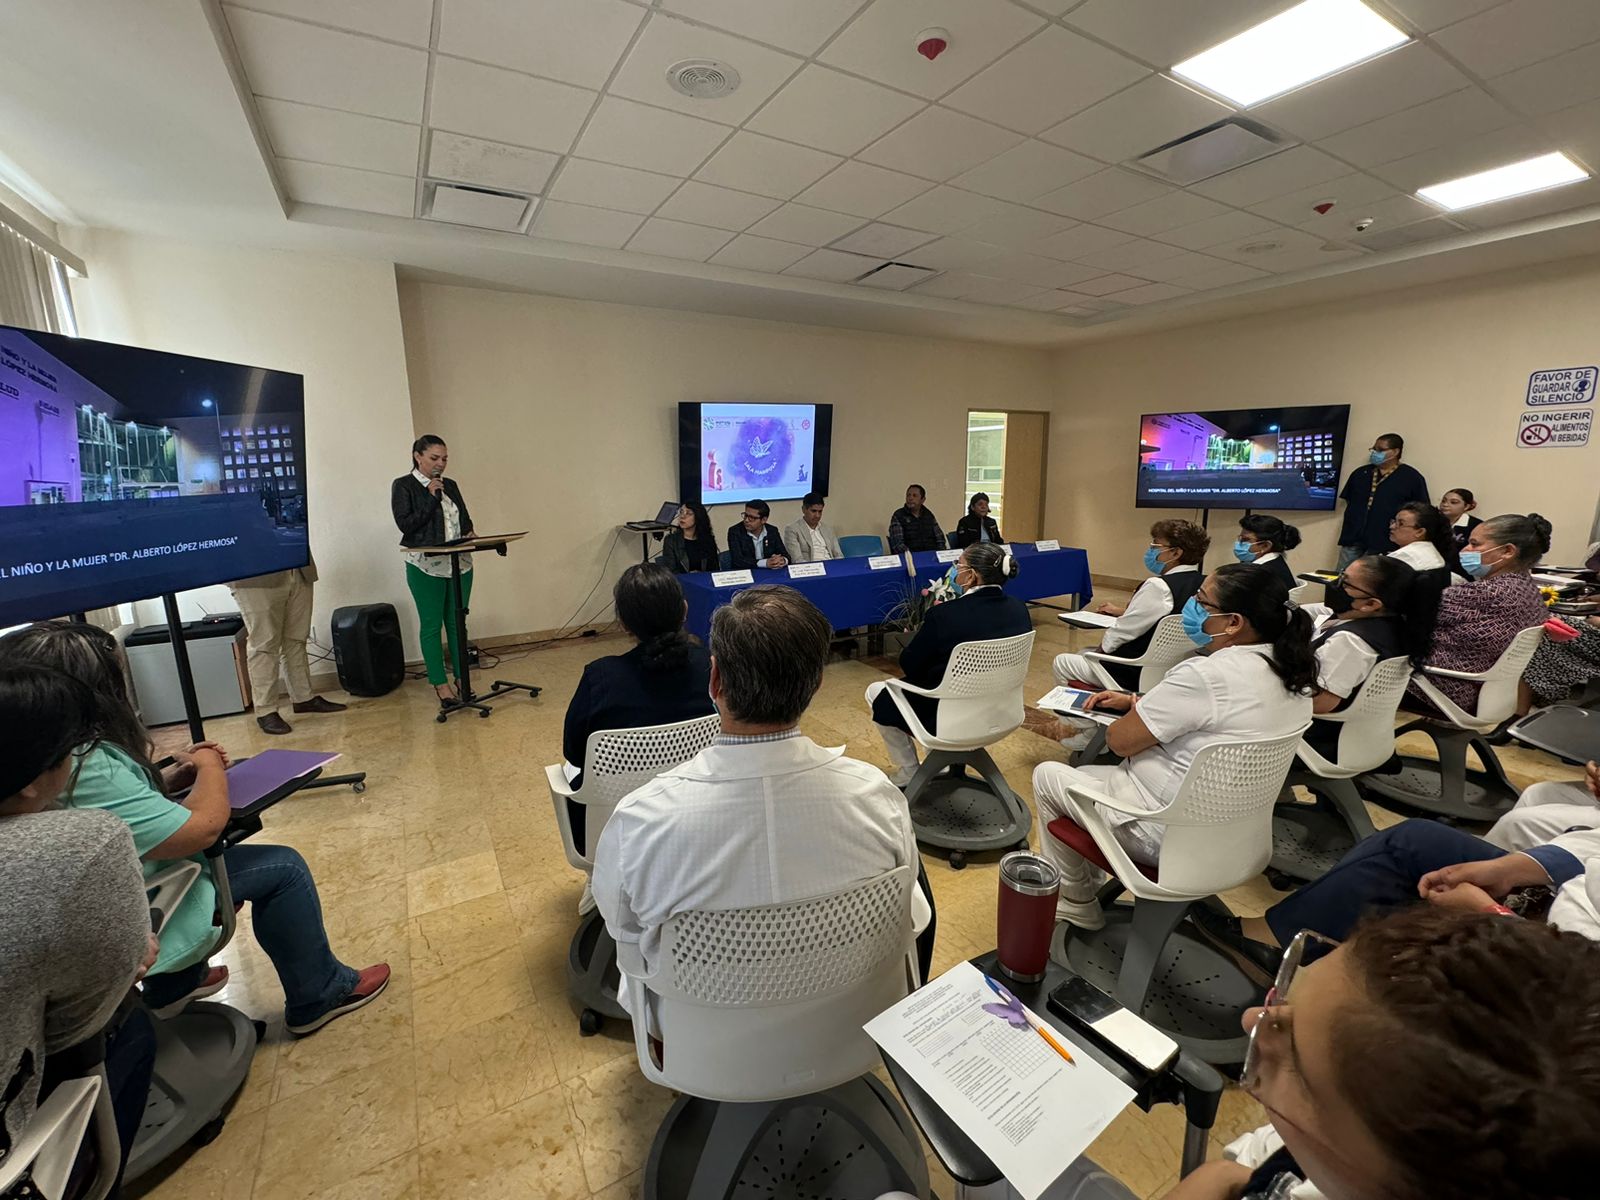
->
xmin=1132 ymin=118 xmax=1290 ymax=186
xmin=667 ymin=59 xmax=741 ymax=99
xmin=424 ymin=182 xmax=533 ymax=232
xmin=855 ymin=263 xmax=937 ymax=290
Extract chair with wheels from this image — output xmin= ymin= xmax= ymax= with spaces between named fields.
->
xmin=866 ymin=631 xmax=1036 ymax=869
xmin=1046 ymin=730 xmax=1307 ymax=1064
xmin=1360 ymin=625 xmax=1544 ymax=821
xmin=0 ymin=1070 xmax=119 ymax=1200
xmin=1269 ymin=656 xmax=1414 ymax=886
xmin=840 ymin=535 xmax=885 ymax=558
xmin=545 ymin=714 xmax=722 ymax=1036
xmin=628 ymin=867 xmax=929 ymax=1200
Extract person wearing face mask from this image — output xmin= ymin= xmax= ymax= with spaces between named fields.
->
xmin=1438 ymin=487 xmax=1482 ymax=550
xmin=1033 ymin=564 xmax=1315 ymax=929
xmin=868 ymin=543 xmax=1032 ymax=787
xmin=1234 ymin=514 xmax=1300 ymax=590
xmin=1334 ymin=432 xmax=1429 ymax=572
xmin=1408 ymin=513 xmax=1550 ymax=717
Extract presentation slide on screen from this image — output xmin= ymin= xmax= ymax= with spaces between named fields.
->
xmin=1136 ymin=408 xmax=1345 ymax=511
xmin=0 ymin=326 xmax=309 ymax=625
xmin=696 ymin=402 xmax=819 ymax=505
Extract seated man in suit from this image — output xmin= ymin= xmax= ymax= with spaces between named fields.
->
xmin=782 ymin=492 xmax=843 ymax=563
xmin=726 ymin=499 xmax=790 ymax=570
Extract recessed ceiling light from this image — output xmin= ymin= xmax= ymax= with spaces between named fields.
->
xmin=1417 ymin=152 xmax=1589 ymax=211
xmin=1172 ymin=0 xmax=1409 ymax=107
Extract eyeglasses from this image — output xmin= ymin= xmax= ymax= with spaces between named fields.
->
xmin=1388 ymin=519 xmax=1417 ymax=529
xmin=1240 ymin=929 xmax=1339 ymax=1096
xmin=1334 ymin=575 xmax=1375 ymax=600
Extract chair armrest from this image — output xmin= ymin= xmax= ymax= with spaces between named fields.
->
xmin=1408 ymin=674 xmax=1479 ymax=728
xmin=1421 ymin=664 xmax=1492 ymax=682
xmin=544 ymin=762 xmax=577 ymax=799
xmin=1082 ymin=649 xmax=1138 ymax=667
xmin=1058 ymin=774 xmax=1157 ymax=819
xmin=881 ymin=676 xmax=941 ymax=699
xmin=545 ymin=763 xmax=590 ymax=873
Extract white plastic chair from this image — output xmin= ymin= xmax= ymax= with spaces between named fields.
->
xmin=1081 ymin=614 xmax=1197 ymax=693
xmin=145 ymin=860 xmax=202 ymax=933
xmin=0 ymin=1075 xmax=119 ymax=1200
xmin=1286 ymin=582 xmax=1317 ymax=607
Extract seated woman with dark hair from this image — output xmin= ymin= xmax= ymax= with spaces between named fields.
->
xmin=1386 ymin=500 xmax=1454 ymax=575
xmin=0 ymin=622 xmax=388 ymax=1038
xmin=1234 ymin=514 xmax=1300 ymax=590
xmin=1438 ymin=486 xmax=1481 ymax=550
xmin=953 ymin=492 xmax=1004 ymax=548
xmin=660 ymin=501 xmax=719 ymax=574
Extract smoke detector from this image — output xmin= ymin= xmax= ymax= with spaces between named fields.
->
xmin=666 ymin=59 xmax=741 ymax=99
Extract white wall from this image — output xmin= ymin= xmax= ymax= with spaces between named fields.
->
xmin=67 ymin=230 xmax=420 ymax=654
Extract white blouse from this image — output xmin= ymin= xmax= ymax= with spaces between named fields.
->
xmin=1389 ymin=540 xmax=1446 ymax=572
xmin=404 ymin=468 xmax=472 ymax=578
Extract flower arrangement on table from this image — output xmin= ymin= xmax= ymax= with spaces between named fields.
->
xmin=885 ymin=568 xmax=961 ymax=633
xmin=1539 ymin=585 xmax=1562 ymax=608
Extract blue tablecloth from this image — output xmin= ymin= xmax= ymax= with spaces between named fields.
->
xmin=681 ymin=544 xmax=1092 ymax=641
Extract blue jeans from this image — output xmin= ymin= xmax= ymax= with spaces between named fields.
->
xmin=1265 ymin=819 xmax=1503 ymax=945
xmin=142 ymin=843 xmax=358 ymax=1027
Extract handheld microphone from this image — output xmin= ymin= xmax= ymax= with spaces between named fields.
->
xmin=430 ymin=467 xmax=443 ymax=479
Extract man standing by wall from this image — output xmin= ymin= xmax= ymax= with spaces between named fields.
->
xmin=229 ymin=554 xmax=347 ymax=734
xmin=1335 ymin=433 xmax=1429 ymax=571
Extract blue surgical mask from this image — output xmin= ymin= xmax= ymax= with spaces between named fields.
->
xmin=1458 ymin=549 xmax=1495 ymax=579
xmin=1142 ymin=545 xmax=1167 ymax=574
xmin=1232 ymin=540 xmax=1257 ymax=563
xmin=1181 ymin=595 xmax=1214 ymax=648
xmin=1369 ymin=448 xmax=1389 ymax=466
xmin=945 ymin=565 xmax=965 ymax=596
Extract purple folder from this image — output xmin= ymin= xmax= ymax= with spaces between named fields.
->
xmin=227 ymin=749 xmax=342 ymax=810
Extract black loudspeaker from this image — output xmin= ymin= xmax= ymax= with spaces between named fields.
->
xmin=330 ymin=603 xmax=405 ymax=697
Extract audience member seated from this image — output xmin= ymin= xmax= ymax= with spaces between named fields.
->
xmin=1520 ymin=539 xmax=1600 ymax=713
xmin=592 ymin=585 xmax=926 ymax=999
xmin=1233 ymin=514 xmax=1300 ymax=591
xmin=782 ymin=492 xmax=843 ymax=563
xmin=1034 ymin=564 xmax=1315 ymax=929
xmin=1052 ymin=518 xmax=1207 ymax=694
xmin=1301 ymin=555 xmax=1433 ymax=759
xmin=726 ymin=499 xmax=789 ymax=570
xmin=0 ymin=622 xmax=389 ymax=1038
xmin=1406 ymin=513 xmax=1550 ymax=717
xmin=1167 ymin=908 xmax=1600 ymax=1200
xmin=1386 ymin=500 xmax=1453 ymax=574
xmin=887 ymin=484 xmax=944 ymax=554
xmin=870 ymin=543 xmax=1032 ymax=786
xmin=561 ymin=563 xmax=714 ymax=869
xmin=1439 ymin=486 xmax=1482 ymax=550
xmin=953 ymin=492 xmax=1004 ymax=548
xmin=660 ymin=501 xmax=718 ymax=574
xmin=0 ymin=666 xmax=156 ymax=1195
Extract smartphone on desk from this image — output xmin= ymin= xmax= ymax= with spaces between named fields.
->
xmin=1047 ymin=977 xmax=1178 ymax=1074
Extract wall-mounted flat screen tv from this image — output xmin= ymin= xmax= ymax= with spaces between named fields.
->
xmin=1136 ymin=405 xmax=1351 ymax=511
xmin=678 ymin=402 xmax=833 ymax=507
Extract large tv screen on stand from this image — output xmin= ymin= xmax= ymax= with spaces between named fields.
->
xmin=678 ymin=402 xmax=833 ymax=507
xmin=0 ymin=324 xmax=309 ymax=625
xmin=1136 ymin=405 xmax=1351 ymax=511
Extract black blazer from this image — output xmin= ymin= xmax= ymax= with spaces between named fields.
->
xmin=1260 ymin=554 xmax=1296 ymax=592
xmin=954 ymin=514 xmax=1005 ymax=549
xmin=661 ymin=528 xmax=719 ymax=574
xmin=726 ymin=523 xmax=790 ymax=569
xmin=392 ymin=473 xmax=473 ymax=548
xmin=1450 ymin=515 xmax=1482 ymax=551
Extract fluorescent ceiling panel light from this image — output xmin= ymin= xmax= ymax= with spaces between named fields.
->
xmin=1172 ymin=0 xmax=1409 ymax=107
xmin=1417 ymin=152 xmax=1588 ymax=211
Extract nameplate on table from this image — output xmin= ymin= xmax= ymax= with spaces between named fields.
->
xmin=868 ymin=555 xmax=903 ymax=570
xmin=711 ymin=569 xmax=754 ymax=587
xmin=788 ymin=562 xmax=827 ymax=579
xmin=936 ymin=548 xmax=963 ymax=562
xmin=1034 ymin=539 xmax=1061 ymax=552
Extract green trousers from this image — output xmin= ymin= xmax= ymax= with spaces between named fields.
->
xmin=406 ymin=563 xmax=474 ymax=686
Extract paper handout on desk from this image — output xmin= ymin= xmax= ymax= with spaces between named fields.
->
xmin=866 ymin=962 xmax=1135 ymax=1200
xmin=1056 ymin=610 xmax=1118 ymax=630
xmin=1035 ymin=686 xmax=1119 ymax=726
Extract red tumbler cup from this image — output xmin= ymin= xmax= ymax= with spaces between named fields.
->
xmin=996 ymin=851 xmax=1060 ymax=983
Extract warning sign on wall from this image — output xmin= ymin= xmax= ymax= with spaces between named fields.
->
xmin=1516 ymin=408 xmax=1592 ymax=449
xmin=1525 ymin=366 xmax=1597 ymax=407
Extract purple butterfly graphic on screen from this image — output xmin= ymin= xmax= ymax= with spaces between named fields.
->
xmin=981 ymin=991 xmax=1031 ymax=1029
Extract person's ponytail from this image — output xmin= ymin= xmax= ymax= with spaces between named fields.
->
xmin=1210 ymin=563 xmax=1317 ymax=694
xmin=1270 ymin=605 xmax=1318 ymax=695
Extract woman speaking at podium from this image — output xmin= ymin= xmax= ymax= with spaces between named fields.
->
xmin=392 ymin=435 xmax=475 ymax=704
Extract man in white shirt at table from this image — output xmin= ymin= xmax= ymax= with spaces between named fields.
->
xmin=783 ymin=492 xmax=844 ymax=564
xmin=593 ymin=585 xmax=928 ymax=1019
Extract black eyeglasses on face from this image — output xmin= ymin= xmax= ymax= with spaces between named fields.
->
xmin=1335 ymin=576 xmax=1375 ymax=599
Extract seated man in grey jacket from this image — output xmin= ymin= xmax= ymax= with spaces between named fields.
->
xmin=782 ymin=492 xmax=844 ymax=563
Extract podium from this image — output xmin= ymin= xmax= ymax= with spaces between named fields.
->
xmin=409 ymin=532 xmax=541 ymax=722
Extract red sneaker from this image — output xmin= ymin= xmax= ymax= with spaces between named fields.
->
xmin=286 ymin=964 xmax=391 ymax=1036
xmin=149 ymin=965 xmax=230 ymax=1018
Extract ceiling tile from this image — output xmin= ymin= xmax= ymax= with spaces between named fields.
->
xmin=794 ymin=162 xmax=933 ymax=219
xmin=1318 ymin=88 xmax=1519 ymax=169
xmin=959 ymin=203 xmax=1076 ymax=248
xmin=1490 ymin=40 xmax=1600 ymax=117
xmin=1032 ymin=168 xmax=1171 ymax=220
xmin=610 ymin=13 xmax=802 ymax=126
xmin=1207 ymin=227 xmax=1353 ymax=271
xmin=1009 ymin=290 xmax=1084 ymax=312
xmin=1071 ymin=272 xmax=1149 ymax=295
xmin=530 ymin=199 xmax=646 ymax=247
xmin=856 ymin=263 xmax=939 ymax=290
xmin=1059 ymin=304 xmax=1104 ymax=317
xmin=1330 ymin=191 xmax=1437 ymax=232
xmin=1064 ymin=0 xmax=1303 ymax=67
xmin=746 ymin=203 xmax=866 ymax=245
xmin=1350 ymin=214 xmax=1467 ymax=247
xmin=879 ymin=186 xmax=1011 ymax=234
xmin=227 ymin=0 xmax=433 ymax=45
xmin=1032 ymin=223 xmax=1136 ymax=259
xmin=436 ymin=0 xmax=645 ymax=90
xmin=1191 ymin=146 xmax=1348 ymax=206
xmin=696 ymin=132 xmax=842 ymax=198
xmin=820 ymin=0 xmax=1046 ymax=101
xmin=257 ymin=98 xmax=419 ymax=176
xmin=661 ymin=0 xmax=864 ymax=56
xmin=980 ymin=252 xmax=1105 ymax=288
xmin=1129 ymin=250 xmax=1232 ymax=283
xmin=1041 ymin=74 xmax=1232 ymax=164
xmin=1431 ymin=0 xmax=1600 ymax=78
xmin=746 ymin=65 xmax=925 ymax=157
xmin=1251 ymin=43 xmax=1469 ymax=142
xmin=1098 ymin=190 xmax=1230 ymax=235
xmin=1152 ymin=208 xmax=1278 ymax=249
xmin=226 ymin=7 xmax=428 ymax=122
xmin=708 ymin=234 xmax=814 ymax=272
xmin=950 ymin=140 xmax=1100 ymax=202
xmin=784 ymin=248 xmax=883 ymax=281
xmin=1545 ymin=97 xmax=1600 ymax=167
xmin=1106 ymin=281 xmax=1190 ymax=305
xmin=278 ymin=159 xmax=414 ymax=216
xmin=1382 ymin=0 xmax=1505 ymax=33
xmin=899 ymin=237 xmax=1006 ymax=271
xmin=1175 ymin=260 xmax=1271 ymax=289
xmin=1073 ymin=237 xmax=1185 ymax=272
xmin=655 ymin=181 xmax=783 ymax=230
xmin=1245 ymin=172 xmax=1396 ymax=226
xmin=829 ymin=222 xmax=936 ymax=258
xmin=942 ymin=26 xmax=1148 ymax=135
xmin=958 ymin=277 xmax=1051 ymax=305
xmin=547 ymin=158 xmax=682 ymax=214
xmin=858 ymin=107 xmax=1025 ymax=182
xmin=427 ymin=132 xmax=559 ymax=195
xmin=430 ymin=57 xmax=595 ymax=154
xmin=911 ymin=271 xmax=994 ymax=299
xmin=1370 ymin=123 xmax=1558 ymax=192
xmin=426 ymin=184 xmax=530 ymax=231
xmin=575 ymin=97 xmax=731 ymax=176
xmin=627 ymin=216 xmax=735 ymax=260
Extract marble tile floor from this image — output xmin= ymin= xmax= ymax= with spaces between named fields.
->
xmin=129 ymin=598 xmax=1586 ymax=1200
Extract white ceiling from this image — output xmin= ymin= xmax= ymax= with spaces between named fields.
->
xmin=4 ymin=0 xmax=1600 ymax=344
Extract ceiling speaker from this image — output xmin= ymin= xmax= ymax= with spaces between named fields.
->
xmin=666 ymin=59 xmax=741 ymax=99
